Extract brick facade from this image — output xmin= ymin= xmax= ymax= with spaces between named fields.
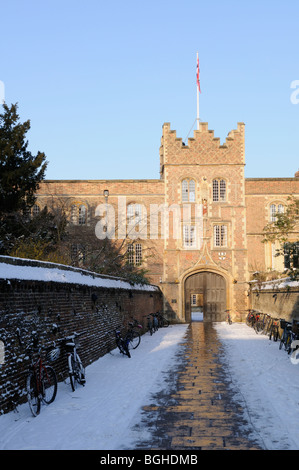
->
xmin=35 ymin=122 xmax=299 ymax=323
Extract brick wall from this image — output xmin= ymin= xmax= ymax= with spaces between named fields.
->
xmin=250 ymin=279 xmax=299 ymax=320
xmin=0 ymin=257 xmax=162 ymax=415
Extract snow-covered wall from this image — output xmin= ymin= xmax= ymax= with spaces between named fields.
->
xmin=250 ymin=278 xmax=299 ymax=320
xmin=0 ymin=255 xmax=159 ymax=291
xmin=0 ymin=256 xmax=162 ymax=414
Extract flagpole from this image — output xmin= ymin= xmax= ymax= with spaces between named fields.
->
xmin=196 ymin=52 xmax=200 ymax=130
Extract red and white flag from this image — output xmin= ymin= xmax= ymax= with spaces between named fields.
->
xmin=196 ymin=55 xmax=201 ymax=93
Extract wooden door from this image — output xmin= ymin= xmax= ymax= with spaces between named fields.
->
xmin=185 ymin=272 xmax=226 ymax=322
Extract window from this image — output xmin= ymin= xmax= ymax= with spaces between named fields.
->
xmin=214 ymin=225 xmax=227 ymax=247
xmin=213 ymin=179 xmax=226 ymax=202
xmin=127 ymin=243 xmax=142 ymax=265
xmin=32 ymin=204 xmax=40 ymax=217
xmin=270 ymin=203 xmax=284 ymax=222
xmin=24 ymin=204 xmax=41 ymax=219
xmin=71 ymin=204 xmax=87 ymax=225
xmin=284 ymin=242 xmax=299 ymax=269
xmin=183 ymin=225 xmax=196 ymax=248
xmin=127 ymin=203 xmax=142 ymax=224
xmin=191 ymin=294 xmax=197 ymax=306
xmin=78 ymin=205 xmax=86 ymax=225
xmin=128 ymin=244 xmax=134 ymax=264
xmin=135 ymin=243 xmax=142 ymax=265
xmin=182 ymin=179 xmax=196 ymax=202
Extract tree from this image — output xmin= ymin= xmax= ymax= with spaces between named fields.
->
xmin=0 ymin=103 xmax=48 ymax=253
xmin=262 ymin=196 xmax=299 ymax=279
xmin=9 ymin=205 xmax=69 ymax=264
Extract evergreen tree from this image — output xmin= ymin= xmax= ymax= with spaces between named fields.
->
xmin=0 ymin=103 xmax=48 ymax=253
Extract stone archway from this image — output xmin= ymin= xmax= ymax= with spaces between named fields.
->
xmin=184 ymin=271 xmax=226 ymax=322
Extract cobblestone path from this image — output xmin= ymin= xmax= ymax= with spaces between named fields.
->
xmin=133 ymin=322 xmax=263 ymax=450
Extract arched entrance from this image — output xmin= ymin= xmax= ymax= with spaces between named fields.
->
xmin=184 ymin=271 xmax=226 ymax=322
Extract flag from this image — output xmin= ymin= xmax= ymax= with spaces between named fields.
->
xmin=196 ymin=55 xmax=201 ymax=93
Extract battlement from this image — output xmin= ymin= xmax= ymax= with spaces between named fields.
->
xmin=160 ymin=121 xmax=245 ymax=175
xmin=161 ymin=121 xmax=245 ymax=149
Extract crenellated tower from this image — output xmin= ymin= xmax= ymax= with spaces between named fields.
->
xmin=159 ymin=121 xmax=247 ymax=322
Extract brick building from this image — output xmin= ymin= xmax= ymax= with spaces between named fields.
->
xmin=36 ymin=122 xmax=299 ymax=323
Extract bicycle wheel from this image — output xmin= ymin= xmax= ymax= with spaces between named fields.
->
xmin=272 ymin=327 xmax=279 ymax=342
xmin=127 ymin=330 xmax=141 ymax=350
xmin=68 ymin=353 xmax=86 ymax=392
xmin=124 ymin=340 xmax=131 ymax=358
xmin=26 ymin=371 xmax=41 ymax=417
xmin=254 ymin=321 xmax=260 ymax=334
xmin=41 ymin=365 xmax=57 ymax=404
xmin=279 ymin=332 xmax=285 ymax=350
xmin=286 ymin=333 xmax=293 ymax=354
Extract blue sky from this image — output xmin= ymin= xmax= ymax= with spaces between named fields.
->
xmin=1 ymin=0 xmax=298 ymax=180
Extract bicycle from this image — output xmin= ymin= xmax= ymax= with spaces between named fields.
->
xmin=279 ymin=319 xmax=293 ymax=352
xmin=151 ymin=313 xmax=159 ymax=332
xmin=225 ymin=309 xmax=232 ymax=325
xmin=268 ymin=317 xmax=280 ymax=342
xmin=246 ymin=309 xmax=258 ymax=328
xmin=114 ymin=329 xmax=131 ymax=358
xmin=53 ymin=332 xmax=86 ymax=392
xmin=156 ymin=311 xmax=170 ymax=328
xmin=253 ymin=312 xmax=267 ymax=334
xmin=17 ymin=330 xmax=58 ymax=417
xmin=144 ymin=314 xmax=153 ymax=335
xmin=260 ymin=313 xmax=272 ymax=335
xmin=288 ymin=321 xmax=299 ymax=356
xmin=126 ymin=319 xmax=143 ymax=350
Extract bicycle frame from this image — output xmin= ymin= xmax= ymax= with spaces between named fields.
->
xmin=115 ymin=330 xmax=131 ymax=358
xmin=225 ymin=309 xmax=232 ymax=324
xmin=17 ymin=330 xmax=57 ymax=416
xmin=54 ymin=332 xmax=85 ymax=390
xmin=29 ymin=348 xmax=53 ymax=398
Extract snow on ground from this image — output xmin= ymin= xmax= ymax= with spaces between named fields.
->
xmin=1 ymin=321 xmax=299 ymax=450
xmin=215 ymin=322 xmax=299 ymax=451
xmin=0 ymin=325 xmax=188 ymax=450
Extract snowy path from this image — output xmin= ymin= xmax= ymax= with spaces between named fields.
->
xmin=215 ymin=322 xmax=299 ymax=450
xmin=1 ymin=322 xmax=299 ymax=450
xmin=0 ymin=325 xmax=188 ymax=450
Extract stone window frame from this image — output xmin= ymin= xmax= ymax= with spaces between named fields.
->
xmin=212 ymin=178 xmax=227 ymax=202
xmin=269 ymin=202 xmax=285 ymax=222
xmin=32 ymin=203 xmax=41 ymax=217
xmin=127 ymin=242 xmax=142 ymax=265
xmin=213 ymin=223 xmax=228 ymax=248
xmin=181 ymin=178 xmax=196 ymax=203
xmin=182 ymin=224 xmax=197 ymax=249
xmin=70 ymin=201 xmax=88 ymax=226
xmin=24 ymin=202 xmax=42 ymax=219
